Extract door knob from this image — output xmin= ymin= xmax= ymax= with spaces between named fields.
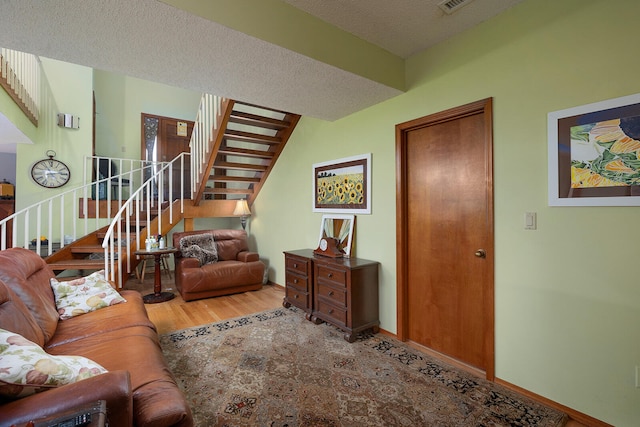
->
xmin=475 ymin=249 xmax=486 ymax=258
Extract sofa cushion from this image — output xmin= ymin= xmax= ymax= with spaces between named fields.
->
xmin=0 ymin=329 xmax=106 ymax=400
xmin=0 ymin=279 xmax=45 ymax=347
xmin=179 ymin=233 xmax=218 ymax=266
xmin=50 ymin=271 xmax=127 ymax=320
xmin=45 ymin=291 xmax=155 ymax=350
xmin=46 ymin=329 xmax=190 ymax=427
xmin=0 ymin=248 xmax=59 ymax=343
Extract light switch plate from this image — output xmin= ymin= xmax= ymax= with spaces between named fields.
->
xmin=524 ymin=212 xmax=537 ymax=230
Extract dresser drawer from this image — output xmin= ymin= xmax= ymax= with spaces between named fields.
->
xmin=316 ymin=299 xmax=347 ymax=326
xmin=286 ymin=256 xmax=309 ymax=275
xmin=286 ymin=271 xmax=309 ymax=292
xmin=285 ymin=286 xmax=309 ymax=310
xmin=317 ymin=282 xmax=346 ymax=307
xmin=316 ymin=265 xmax=347 ymax=287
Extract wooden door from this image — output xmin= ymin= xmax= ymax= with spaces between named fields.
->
xmin=396 ymin=99 xmax=494 ymax=379
xmin=141 ymin=114 xmax=194 ymax=199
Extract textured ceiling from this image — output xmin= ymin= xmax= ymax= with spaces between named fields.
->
xmin=284 ymin=0 xmax=524 ymax=59
xmin=0 ymin=0 xmax=523 ymax=127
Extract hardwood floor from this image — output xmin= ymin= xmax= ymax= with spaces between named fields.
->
xmin=122 ymin=269 xmax=284 ymax=335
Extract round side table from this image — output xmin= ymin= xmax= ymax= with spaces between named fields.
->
xmin=134 ymin=247 xmax=178 ymax=303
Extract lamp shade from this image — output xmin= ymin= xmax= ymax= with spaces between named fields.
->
xmin=233 ymin=199 xmax=251 ymax=216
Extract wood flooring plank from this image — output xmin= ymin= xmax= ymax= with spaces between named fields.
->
xmin=123 ymin=273 xmax=284 ymax=335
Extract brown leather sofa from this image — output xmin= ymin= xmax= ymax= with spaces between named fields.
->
xmin=0 ymin=248 xmax=193 ymax=427
xmin=172 ymin=229 xmax=264 ymax=302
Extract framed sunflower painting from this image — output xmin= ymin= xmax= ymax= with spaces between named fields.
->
xmin=548 ymin=93 xmax=640 ymax=206
xmin=313 ymin=153 xmax=371 ymax=213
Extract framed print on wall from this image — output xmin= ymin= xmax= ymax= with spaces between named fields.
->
xmin=548 ymin=92 xmax=640 ymax=206
xmin=313 ymin=153 xmax=371 ymax=214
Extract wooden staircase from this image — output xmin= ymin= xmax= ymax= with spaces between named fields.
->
xmin=193 ymin=100 xmax=300 ymax=206
xmin=45 ymin=202 xmax=177 ymax=285
xmin=37 ymin=98 xmax=300 ymax=284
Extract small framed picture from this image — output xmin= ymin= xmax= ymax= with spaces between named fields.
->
xmin=313 ymin=153 xmax=371 ymax=214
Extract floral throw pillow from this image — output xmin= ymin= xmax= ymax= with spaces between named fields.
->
xmin=0 ymin=328 xmax=107 ymax=400
xmin=50 ymin=270 xmax=127 ymax=320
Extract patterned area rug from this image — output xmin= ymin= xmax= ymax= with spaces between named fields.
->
xmin=160 ymin=307 xmax=567 ymax=427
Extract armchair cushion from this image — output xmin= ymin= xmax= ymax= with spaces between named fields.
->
xmin=179 ymin=233 xmax=218 ymax=266
xmin=0 ymin=329 xmax=106 ymax=400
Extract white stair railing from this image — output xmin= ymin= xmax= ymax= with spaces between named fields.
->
xmin=190 ymin=93 xmax=225 ymax=195
xmin=0 ymin=47 xmax=40 ymax=125
xmin=1 ymin=92 xmax=222 ymax=287
xmin=0 ymin=156 xmax=169 ymax=254
xmin=101 ymin=153 xmax=190 ymax=288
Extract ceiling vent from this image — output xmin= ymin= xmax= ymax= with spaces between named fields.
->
xmin=438 ymin=0 xmax=475 ymax=14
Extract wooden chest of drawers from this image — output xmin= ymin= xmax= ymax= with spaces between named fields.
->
xmin=283 ymin=250 xmax=314 ymax=319
xmin=283 ymin=249 xmax=379 ymax=342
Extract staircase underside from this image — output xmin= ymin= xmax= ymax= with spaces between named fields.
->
xmin=194 ymin=100 xmax=300 ymax=206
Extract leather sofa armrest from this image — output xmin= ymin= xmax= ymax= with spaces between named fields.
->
xmin=0 ymin=371 xmax=133 ymax=427
xmin=238 ymin=251 xmax=260 ymax=262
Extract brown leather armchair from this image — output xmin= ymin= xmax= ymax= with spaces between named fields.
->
xmin=172 ymin=229 xmax=264 ymax=302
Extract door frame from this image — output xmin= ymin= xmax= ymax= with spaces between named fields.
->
xmin=395 ymin=98 xmax=495 ymax=380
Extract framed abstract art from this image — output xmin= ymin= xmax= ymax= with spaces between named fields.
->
xmin=548 ymin=93 xmax=640 ymax=206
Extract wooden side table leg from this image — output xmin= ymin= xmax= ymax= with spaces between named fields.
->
xmin=142 ymin=253 xmax=175 ymax=304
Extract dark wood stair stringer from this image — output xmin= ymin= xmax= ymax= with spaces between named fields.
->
xmin=193 ymin=100 xmax=300 ymax=207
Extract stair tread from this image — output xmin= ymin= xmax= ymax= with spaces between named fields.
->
xmin=224 ymin=129 xmax=281 ymax=145
xmin=204 ymin=188 xmax=253 ymax=195
xmin=70 ymin=245 xmax=108 ymax=253
xmin=48 ymin=259 xmax=106 ymax=268
xmin=229 ymin=111 xmax=290 ymax=130
xmin=214 ymin=161 xmax=267 ymax=171
xmin=209 ymin=175 xmax=261 ymax=183
xmin=218 ymin=146 xmax=275 ymax=159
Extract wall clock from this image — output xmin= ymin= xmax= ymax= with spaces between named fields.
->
xmin=31 ymin=150 xmax=71 ymax=188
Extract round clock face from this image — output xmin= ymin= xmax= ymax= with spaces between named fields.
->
xmin=320 ymin=238 xmax=328 ymax=251
xmin=31 ymin=157 xmax=71 ymax=188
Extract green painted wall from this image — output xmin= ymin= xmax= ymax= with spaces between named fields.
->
xmin=253 ymin=0 xmax=640 ymax=425
xmin=14 ymin=58 xmax=93 ymax=244
xmin=93 ymin=70 xmax=201 ymax=160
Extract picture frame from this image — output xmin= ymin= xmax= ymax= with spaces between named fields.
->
xmin=548 ymin=92 xmax=640 ymax=206
xmin=317 ymin=214 xmax=355 ymax=257
xmin=313 ymin=153 xmax=371 ymax=214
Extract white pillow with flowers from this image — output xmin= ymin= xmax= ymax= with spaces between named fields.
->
xmin=0 ymin=328 xmax=107 ymax=400
xmin=50 ymin=270 xmax=126 ymax=320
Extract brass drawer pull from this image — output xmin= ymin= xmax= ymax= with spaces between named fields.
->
xmin=294 ymin=294 xmax=299 ymax=299
xmin=293 ymin=263 xmax=298 ymax=268
xmin=328 ymin=291 xmax=334 ymax=296
xmin=328 ymin=273 xmax=333 ymax=278
xmin=293 ymin=279 xmax=298 ymax=284
xmin=328 ymin=309 xmax=334 ymax=314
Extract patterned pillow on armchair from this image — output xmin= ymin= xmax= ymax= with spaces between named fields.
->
xmin=179 ymin=233 xmax=218 ymax=266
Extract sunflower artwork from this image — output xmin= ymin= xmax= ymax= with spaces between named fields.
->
xmin=570 ymin=115 xmax=640 ymax=188
xmin=313 ymin=153 xmax=371 ymax=213
xmin=317 ymin=169 xmax=364 ymax=206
